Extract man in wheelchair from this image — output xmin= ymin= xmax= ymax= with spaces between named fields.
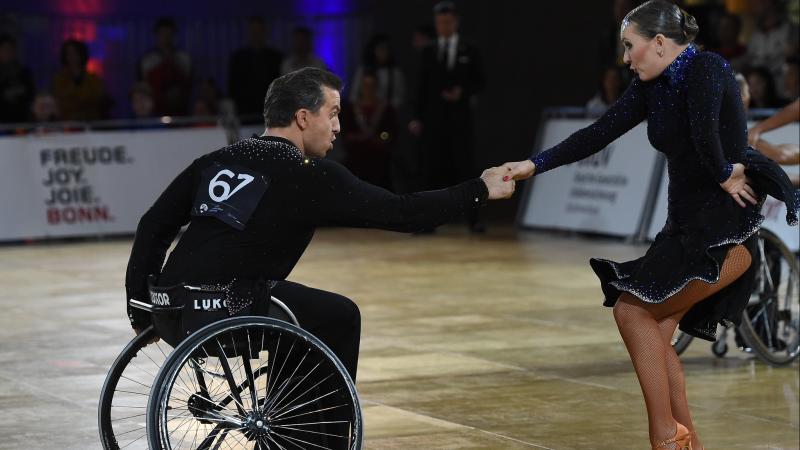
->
xmin=125 ymin=67 xmax=515 ymax=381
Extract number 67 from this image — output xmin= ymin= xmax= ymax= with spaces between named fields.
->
xmin=209 ymin=169 xmax=254 ymax=202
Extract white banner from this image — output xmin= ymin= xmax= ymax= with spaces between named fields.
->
xmin=647 ymin=123 xmax=799 ymax=250
xmin=519 ymin=119 xmax=660 ymax=237
xmin=0 ymin=127 xmax=228 ymax=241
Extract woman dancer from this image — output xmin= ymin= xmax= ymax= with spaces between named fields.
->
xmin=503 ymin=1 xmax=798 ymax=449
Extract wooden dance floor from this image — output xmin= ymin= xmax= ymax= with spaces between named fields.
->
xmin=0 ymin=226 xmax=797 ymax=449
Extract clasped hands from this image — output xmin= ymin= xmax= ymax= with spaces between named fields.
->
xmin=481 ymin=159 xmax=537 ymax=200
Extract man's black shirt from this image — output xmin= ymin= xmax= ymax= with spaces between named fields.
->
xmin=125 ymin=136 xmax=487 ymax=327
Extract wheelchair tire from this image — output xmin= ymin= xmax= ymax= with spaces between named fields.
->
xmin=739 ymin=228 xmax=800 ymax=366
xmin=99 ymin=326 xmax=173 ymax=450
xmin=147 ymin=316 xmax=362 ymax=450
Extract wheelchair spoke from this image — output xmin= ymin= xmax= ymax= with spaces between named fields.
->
xmin=269 ymin=404 xmax=347 ymax=423
xmin=271 ymin=423 xmax=349 ymax=439
xmin=215 ymin=338 xmax=249 ymax=417
xmin=270 ymin=388 xmax=341 ymax=421
xmin=266 ymin=357 xmax=318 ymax=414
xmin=120 ymin=432 xmax=147 ymax=449
xmin=269 ymin=373 xmax=335 ymax=418
xmin=265 ymin=433 xmax=289 ymax=450
xmin=263 ymin=349 xmax=311 ymax=413
xmin=267 ymin=339 xmax=296 ymax=410
xmin=271 ymin=430 xmax=335 ymax=450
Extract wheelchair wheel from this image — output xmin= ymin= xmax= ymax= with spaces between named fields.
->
xmin=147 ymin=316 xmax=362 ymax=450
xmin=99 ymin=326 xmax=174 ymax=449
xmin=671 ymin=330 xmax=693 ymax=356
xmin=739 ymin=228 xmax=800 ymax=366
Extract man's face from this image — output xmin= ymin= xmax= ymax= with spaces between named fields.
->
xmin=434 ymin=13 xmax=458 ymax=38
xmin=301 ymin=86 xmax=341 ymax=158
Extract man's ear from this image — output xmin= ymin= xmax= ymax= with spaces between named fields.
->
xmin=295 ymin=109 xmax=308 ymax=130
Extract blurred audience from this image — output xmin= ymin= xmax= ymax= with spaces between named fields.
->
xmin=599 ymin=0 xmax=638 ymax=67
xmin=710 ymin=13 xmax=747 ymax=70
xmin=342 ymin=70 xmax=397 ymax=189
xmin=586 ymin=66 xmax=625 ymax=115
xmin=139 ymin=17 xmax=192 ymax=117
xmin=783 ymin=55 xmax=799 ymax=100
xmin=349 ymin=34 xmax=405 ymax=109
xmin=228 ymin=16 xmax=283 ymax=117
xmin=744 ymin=0 xmax=798 ymax=98
xmin=130 ymin=82 xmax=154 ymax=119
xmin=745 ymin=66 xmax=786 ymax=108
xmin=193 ymin=77 xmax=221 ymax=116
xmin=0 ymin=34 xmax=34 ymax=123
xmin=51 ymin=39 xmax=108 ymax=121
xmin=30 ymin=92 xmax=59 ymax=122
xmin=410 ymin=1 xmax=486 ymax=232
xmin=280 ymin=26 xmax=325 ymax=75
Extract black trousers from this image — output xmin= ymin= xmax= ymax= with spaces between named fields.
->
xmin=271 ymin=280 xmax=361 ymax=381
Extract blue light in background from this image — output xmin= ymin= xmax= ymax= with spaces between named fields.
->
xmin=293 ymin=0 xmax=356 ymax=77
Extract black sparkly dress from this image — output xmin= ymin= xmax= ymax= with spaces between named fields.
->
xmin=531 ymin=45 xmax=799 ymax=341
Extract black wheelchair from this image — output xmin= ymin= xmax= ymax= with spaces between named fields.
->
xmin=99 ymin=280 xmax=363 ymax=449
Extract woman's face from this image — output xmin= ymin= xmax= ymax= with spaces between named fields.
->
xmin=620 ymin=24 xmax=663 ymax=81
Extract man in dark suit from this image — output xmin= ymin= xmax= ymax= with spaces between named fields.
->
xmin=228 ymin=16 xmax=284 ymax=118
xmin=410 ymin=1 xmax=486 ymax=232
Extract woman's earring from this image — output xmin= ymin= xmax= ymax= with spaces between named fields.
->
xmin=657 ymin=49 xmax=664 ymax=58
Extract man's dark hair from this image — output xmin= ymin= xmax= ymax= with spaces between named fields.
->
xmin=263 ymin=67 xmax=342 ymax=128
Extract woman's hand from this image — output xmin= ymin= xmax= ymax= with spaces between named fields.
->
xmin=720 ymin=163 xmax=759 ymax=207
xmin=501 ymin=159 xmax=536 ymax=181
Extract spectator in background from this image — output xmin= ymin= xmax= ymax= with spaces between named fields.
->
xmin=409 ymin=1 xmax=486 ymax=233
xmin=783 ymin=55 xmax=799 ymax=100
xmin=746 ymin=66 xmax=786 ymax=108
xmin=586 ymin=66 xmax=625 ymax=115
xmin=30 ymin=92 xmax=59 ymax=122
xmin=745 ymin=0 xmax=797 ymax=97
xmin=130 ymin=82 xmax=154 ymax=119
xmin=739 ymin=74 xmax=800 ymax=185
xmin=341 ymin=70 xmax=397 ymax=189
xmin=228 ymin=16 xmax=283 ymax=118
xmin=0 ymin=34 xmax=34 ymax=123
xmin=280 ymin=26 xmax=325 ymax=75
xmin=139 ymin=17 xmax=192 ymax=117
xmin=598 ymin=0 xmax=638 ymax=67
xmin=192 ymin=77 xmax=220 ymax=116
xmin=710 ymin=13 xmax=747 ymax=70
xmin=349 ymin=34 xmax=405 ymax=109
xmin=51 ymin=39 xmax=108 ymax=121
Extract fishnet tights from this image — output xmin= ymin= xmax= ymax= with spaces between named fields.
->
xmin=613 ymin=245 xmax=752 ymax=448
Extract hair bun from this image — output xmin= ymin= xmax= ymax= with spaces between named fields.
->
xmin=681 ymin=9 xmax=699 ymax=43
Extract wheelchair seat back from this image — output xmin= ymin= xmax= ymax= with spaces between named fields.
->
xmin=132 ymin=276 xmax=274 ymax=350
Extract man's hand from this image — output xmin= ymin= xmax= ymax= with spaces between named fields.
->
xmin=501 ymin=159 xmax=536 ymax=181
xmin=481 ymin=166 xmax=515 ymax=199
xmin=720 ymin=163 xmax=759 ymax=208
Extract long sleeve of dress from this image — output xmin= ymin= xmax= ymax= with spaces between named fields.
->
xmin=125 ymin=161 xmax=197 ymax=325
xmin=305 ymin=160 xmax=488 ymax=232
xmin=685 ymin=53 xmax=735 ymax=183
xmin=530 ymin=79 xmax=647 ymax=174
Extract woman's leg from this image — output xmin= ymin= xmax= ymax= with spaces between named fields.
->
xmin=271 ymin=281 xmax=362 ymax=381
xmin=658 ymin=313 xmax=703 ymax=450
xmin=614 ymin=244 xmax=752 ymax=447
